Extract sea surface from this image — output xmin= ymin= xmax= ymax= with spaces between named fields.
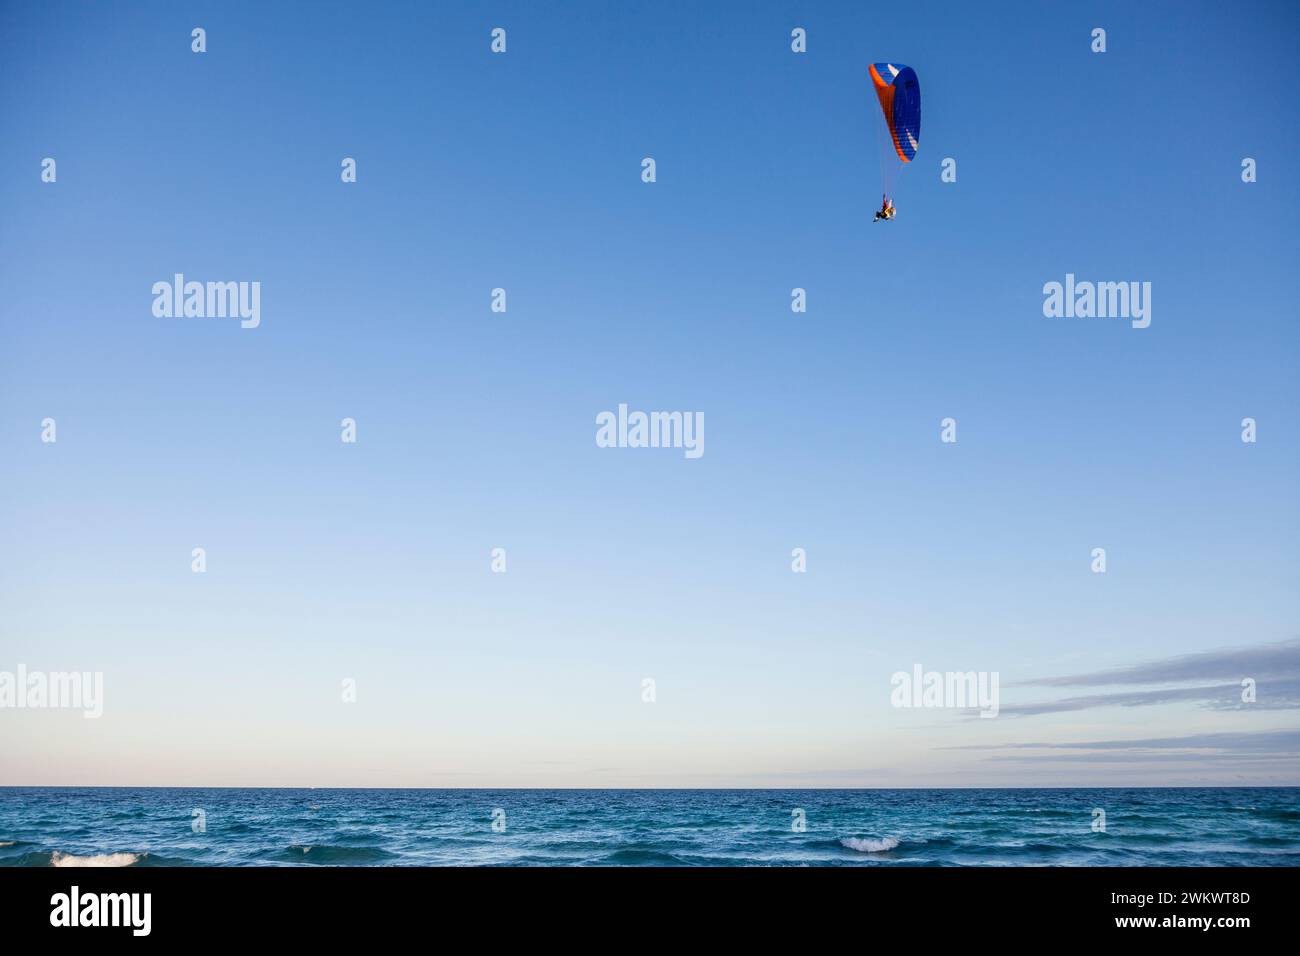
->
xmin=1 ymin=787 xmax=1297 ymax=867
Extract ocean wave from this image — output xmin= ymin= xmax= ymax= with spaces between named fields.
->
xmin=599 ymin=847 xmax=691 ymax=865
xmin=1255 ymin=808 xmax=1300 ymax=822
xmin=840 ymin=836 xmax=901 ymax=853
xmin=272 ymin=844 xmax=395 ymax=864
xmin=51 ymin=850 xmax=140 ymax=868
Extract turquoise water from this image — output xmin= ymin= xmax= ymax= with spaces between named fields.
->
xmin=1 ymin=788 xmax=1297 ymax=866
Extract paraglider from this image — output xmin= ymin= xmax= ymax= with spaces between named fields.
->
xmin=868 ymin=62 xmax=920 ymax=221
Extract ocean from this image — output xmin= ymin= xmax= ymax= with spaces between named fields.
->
xmin=2 ymin=787 xmax=1297 ymax=867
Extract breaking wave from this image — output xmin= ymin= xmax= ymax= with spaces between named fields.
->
xmin=50 ymin=850 xmax=140 ymax=867
xmin=840 ymin=836 xmax=901 ymax=853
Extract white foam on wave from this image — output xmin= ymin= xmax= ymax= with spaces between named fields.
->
xmin=840 ymin=836 xmax=901 ymax=853
xmin=51 ymin=850 xmax=140 ymax=868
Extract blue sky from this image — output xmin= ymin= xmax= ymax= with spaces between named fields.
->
xmin=1 ymin=0 xmax=1297 ymax=787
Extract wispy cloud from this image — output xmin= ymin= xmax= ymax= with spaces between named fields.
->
xmin=970 ymin=639 xmax=1300 ymax=718
xmin=1011 ymin=639 xmax=1300 ymax=688
xmin=948 ymin=728 xmax=1300 ymax=754
xmin=948 ymin=728 xmax=1300 ymax=768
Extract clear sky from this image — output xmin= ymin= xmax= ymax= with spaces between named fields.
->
xmin=1 ymin=0 xmax=1297 ymax=787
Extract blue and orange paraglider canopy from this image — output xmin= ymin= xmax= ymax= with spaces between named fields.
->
xmin=869 ymin=62 xmax=921 ymax=164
